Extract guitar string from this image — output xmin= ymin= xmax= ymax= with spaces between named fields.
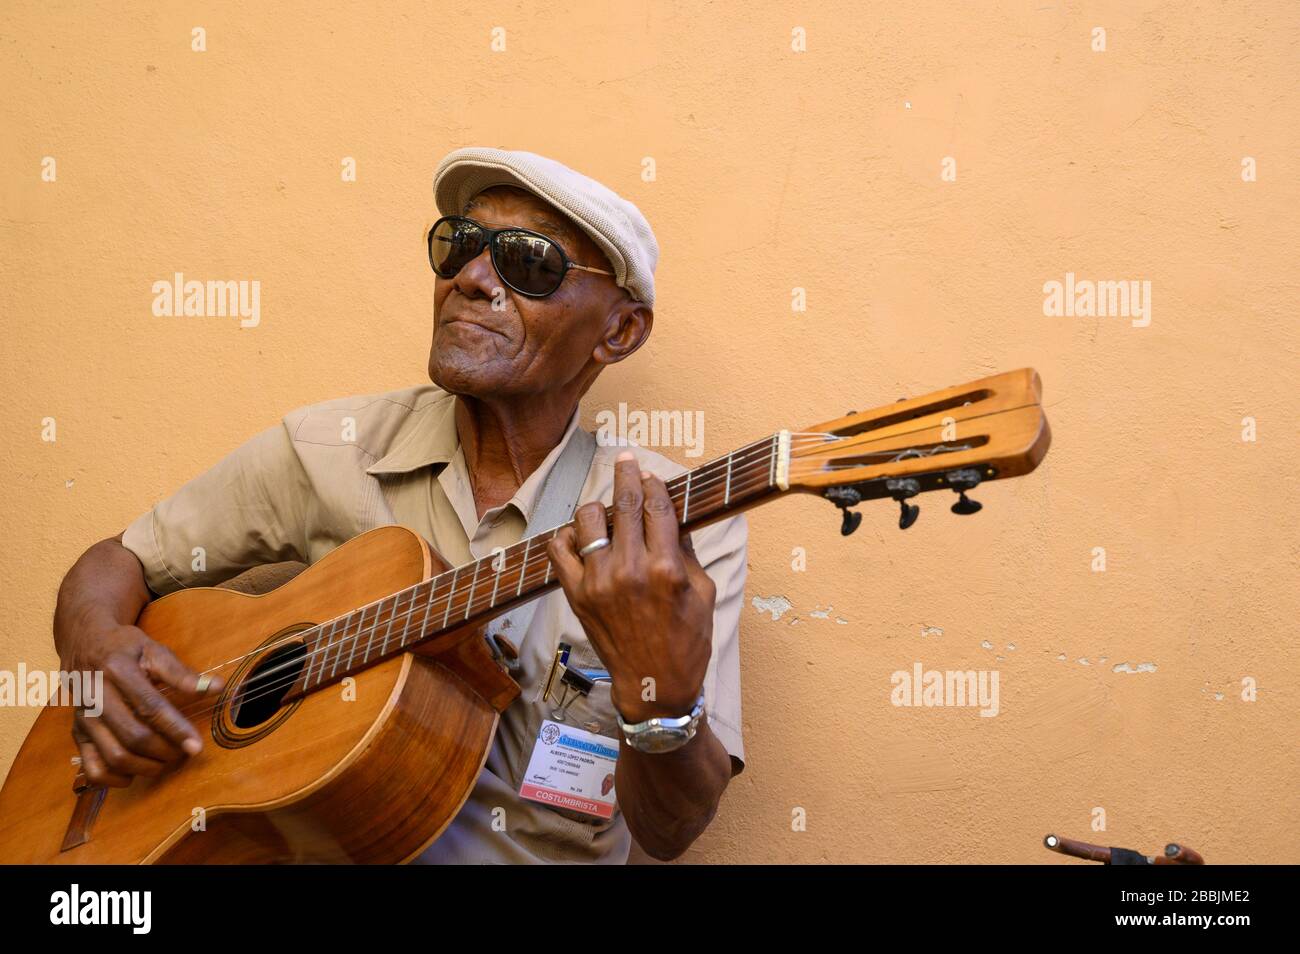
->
xmin=167 ymin=432 xmax=822 ymax=689
xmin=159 ymin=401 xmax=1038 ymax=724
xmin=148 ymin=438 xmax=803 ymax=723
xmin=161 ymin=402 xmax=1038 ymax=725
xmin=161 ymin=449 xmax=802 ymax=723
xmin=149 ymin=401 xmax=1039 ymax=724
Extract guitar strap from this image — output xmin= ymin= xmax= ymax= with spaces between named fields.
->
xmin=482 ymin=424 xmax=597 ymax=653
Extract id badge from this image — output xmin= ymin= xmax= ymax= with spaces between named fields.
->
xmin=519 ymin=719 xmax=619 ymax=819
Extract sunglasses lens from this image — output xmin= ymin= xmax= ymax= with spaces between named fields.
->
xmin=494 ymin=231 xmax=566 ymax=296
xmin=429 ymin=218 xmax=483 ymax=277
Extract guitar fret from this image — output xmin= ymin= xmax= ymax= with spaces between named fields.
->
xmin=346 ymin=603 xmax=367 ymax=670
xmin=378 ymin=590 xmax=401 ymax=658
xmin=410 ymin=578 xmax=437 ymax=648
xmin=682 ymin=470 xmax=692 ymax=522
xmin=723 ymin=451 xmax=733 ymax=506
xmin=464 ymin=559 xmax=482 ymax=620
xmin=768 ymin=434 xmax=777 ymax=488
xmin=489 ymin=548 xmax=504 ymax=608
xmin=335 ymin=606 xmax=364 ymax=677
xmin=441 ymin=568 xmax=459 ymax=628
xmin=309 ymin=618 xmax=334 ymax=689
xmin=515 ymin=539 xmax=530 ymax=596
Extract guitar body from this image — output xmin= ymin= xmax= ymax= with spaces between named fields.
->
xmin=0 ymin=526 xmax=520 ymax=864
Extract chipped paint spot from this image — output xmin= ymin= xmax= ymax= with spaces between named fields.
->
xmin=1078 ymin=658 xmax=1090 ymax=665
xmin=751 ymin=595 xmax=793 ymax=621
xmin=1112 ymin=662 xmax=1158 ymax=674
xmin=1006 ymin=643 xmax=1017 ymax=651
xmin=810 ymin=605 xmax=832 ymax=620
xmin=980 ymin=640 xmax=993 ymax=650
xmin=1056 ymin=653 xmax=1067 ymax=661
xmin=835 ymin=617 xmax=848 ymax=625
xmin=1213 ymin=692 xmax=1224 ymax=701
xmin=921 ymin=625 xmax=944 ymax=638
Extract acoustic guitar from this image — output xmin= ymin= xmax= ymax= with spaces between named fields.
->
xmin=0 ymin=368 xmax=1051 ymax=863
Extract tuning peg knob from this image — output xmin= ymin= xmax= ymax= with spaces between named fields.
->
xmin=943 ymin=468 xmax=983 ymax=516
xmin=885 ymin=478 xmax=921 ymax=531
xmin=824 ymin=485 xmax=864 ymax=537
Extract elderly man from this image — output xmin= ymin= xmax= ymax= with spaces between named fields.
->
xmin=51 ymin=147 xmax=748 ymax=864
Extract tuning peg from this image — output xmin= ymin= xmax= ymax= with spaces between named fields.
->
xmin=885 ymin=478 xmax=921 ymax=531
xmin=944 ymin=468 xmax=983 ymax=516
xmin=823 ymin=485 xmax=864 ymax=536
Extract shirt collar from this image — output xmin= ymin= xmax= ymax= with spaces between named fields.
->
xmin=506 ymin=410 xmax=583 ymax=525
xmin=364 ymin=396 xmax=461 ymax=476
xmin=365 ymin=396 xmax=584 ymax=525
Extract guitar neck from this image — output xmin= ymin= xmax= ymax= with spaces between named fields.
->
xmin=291 ymin=431 xmax=790 ymax=694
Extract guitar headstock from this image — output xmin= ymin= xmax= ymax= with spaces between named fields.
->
xmin=782 ymin=368 xmax=1051 ymax=531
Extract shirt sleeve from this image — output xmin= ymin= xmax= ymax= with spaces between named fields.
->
xmin=692 ymin=513 xmax=748 ymax=770
xmin=121 ymin=422 xmax=313 ymax=595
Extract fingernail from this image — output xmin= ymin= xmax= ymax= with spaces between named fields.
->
xmin=640 ymin=470 xmax=651 ymax=480
xmin=616 ymin=451 xmax=636 ymax=462
xmin=183 ymin=738 xmax=201 ymax=756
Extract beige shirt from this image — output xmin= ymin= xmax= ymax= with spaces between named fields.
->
xmin=121 ymin=384 xmax=747 ymax=864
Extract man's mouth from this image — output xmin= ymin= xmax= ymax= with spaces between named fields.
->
xmin=441 ymin=313 xmax=507 ymax=338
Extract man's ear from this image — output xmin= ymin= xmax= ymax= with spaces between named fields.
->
xmin=593 ymin=298 xmax=653 ymax=366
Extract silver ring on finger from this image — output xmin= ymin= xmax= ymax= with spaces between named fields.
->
xmin=578 ymin=537 xmax=611 ymax=559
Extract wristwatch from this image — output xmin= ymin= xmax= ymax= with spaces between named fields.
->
xmin=617 ymin=694 xmax=706 ymax=754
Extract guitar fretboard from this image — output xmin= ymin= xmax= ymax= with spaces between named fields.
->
xmin=294 ymin=431 xmax=787 ymax=694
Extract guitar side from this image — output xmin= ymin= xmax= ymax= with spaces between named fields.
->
xmin=0 ymin=526 xmax=516 ymax=864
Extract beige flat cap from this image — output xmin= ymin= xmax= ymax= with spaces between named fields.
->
xmin=434 ymin=147 xmax=659 ymax=308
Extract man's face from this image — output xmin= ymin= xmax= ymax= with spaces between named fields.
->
xmin=429 ymin=185 xmax=624 ymax=400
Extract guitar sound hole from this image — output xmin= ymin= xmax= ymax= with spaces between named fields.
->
xmin=233 ymin=641 xmax=308 ymax=728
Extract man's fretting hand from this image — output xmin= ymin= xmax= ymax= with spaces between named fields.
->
xmin=548 ymin=452 xmax=715 ymax=723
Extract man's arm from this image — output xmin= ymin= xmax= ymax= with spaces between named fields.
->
xmin=55 ymin=534 xmax=221 ymax=787
xmin=548 ymin=452 xmax=741 ymax=861
xmin=57 ymin=421 xmax=313 ymax=786
xmin=613 ymin=717 xmax=733 ymax=860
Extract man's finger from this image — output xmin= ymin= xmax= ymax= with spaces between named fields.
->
xmin=92 ymin=682 xmax=186 ymax=763
xmin=547 ymin=525 xmax=586 ymax=593
xmin=75 ymin=737 xmax=131 ymax=788
xmin=143 ymin=640 xmax=225 ymax=698
xmin=110 ymin=659 xmax=204 ymax=756
xmin=642 ymin=473 xmax=684 ymax=559
xmin=610 ymin=451 xmax=645 ymax=560
xmin=78 ymin=707 xmax=168 ymax=778
xmin=573 ymin=501 xmax=612 ymax=565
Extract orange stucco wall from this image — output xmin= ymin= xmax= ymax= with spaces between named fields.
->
xmin=1 ymin=1 xmax=1296 ymax=863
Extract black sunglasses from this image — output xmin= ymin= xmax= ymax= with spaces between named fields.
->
xmin=427 ymin=215 xmax=613 ymax=298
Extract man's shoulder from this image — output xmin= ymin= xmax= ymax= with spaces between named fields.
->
xmin=281 ymin=384 xmax=454 ymax=461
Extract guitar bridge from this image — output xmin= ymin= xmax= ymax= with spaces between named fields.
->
xmin=60 ymin=770 xmax=107 ymax=852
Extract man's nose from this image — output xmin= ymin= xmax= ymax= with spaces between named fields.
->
xmin=452 ymin=246 xmax=501 ymax=299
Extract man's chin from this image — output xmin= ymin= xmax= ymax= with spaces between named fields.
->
xmin=428 ymin=354 xmax=508 ymax=399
